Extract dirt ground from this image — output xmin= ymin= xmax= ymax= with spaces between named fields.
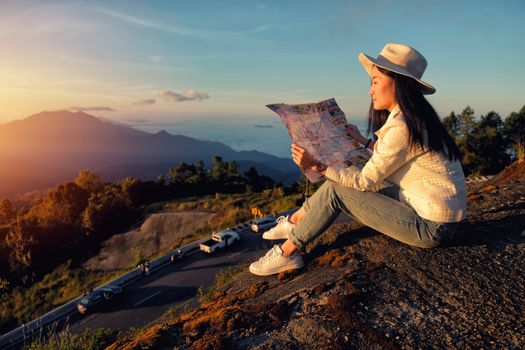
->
xmin=83 ymin=211 xmax=217 ymax=271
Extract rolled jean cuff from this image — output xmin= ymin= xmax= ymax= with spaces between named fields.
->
xmin=289 ymin=227 xmax=307 ymax=252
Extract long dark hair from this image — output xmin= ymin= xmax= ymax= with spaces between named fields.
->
xmin=366 ymin=65 xmax=461 ymax=161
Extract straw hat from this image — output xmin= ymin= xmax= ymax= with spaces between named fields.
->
xmin=358 ymin=43 xmax=436 ymax=95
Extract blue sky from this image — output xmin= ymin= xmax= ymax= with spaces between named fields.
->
xmin=0 ymin=0 xmax=523 ymax=125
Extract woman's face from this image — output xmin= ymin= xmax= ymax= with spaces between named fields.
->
xmin=369 ymin=65 xmax=397 ymax=112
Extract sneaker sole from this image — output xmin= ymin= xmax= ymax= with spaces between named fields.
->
xmin=262 ymin=233 xmax=289 ymax=240
xmin=249 ymin=261 xmax=304 ymax=276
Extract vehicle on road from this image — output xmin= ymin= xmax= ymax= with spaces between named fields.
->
xmin=251 ymin=216 xmax=277 ymax=233
xmin=77 ymin=286 xmax=123 ymax=314
xmin=200 ymin=230 xmax=240 ymax=253
xmin=170 ymin=249 xmax=183 ymax=262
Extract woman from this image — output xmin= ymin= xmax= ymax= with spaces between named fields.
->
xmin=249 ymin=43 xmax=467 ymax=276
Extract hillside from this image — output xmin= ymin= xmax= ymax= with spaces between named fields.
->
xmin=83 ymin=211 xmax=217 ymax=272
xmin=0 ymin=110 xmax=300 ymax=197
xmin=106 ymin=161 xmax=525 ymax=349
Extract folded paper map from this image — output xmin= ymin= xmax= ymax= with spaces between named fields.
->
xmin=266 ymin=98 xmax=372 ymax=182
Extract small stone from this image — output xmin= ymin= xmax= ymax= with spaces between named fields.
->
xmin=318 ymin=296 xmax=329 ymax=305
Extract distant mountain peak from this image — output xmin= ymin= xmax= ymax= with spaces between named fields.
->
xmin=25 ymin=109 xmax=97 ymax=123
xmin=74 ymin=110 xmax=97 ymax=118
xmin=156 ymin=129 xmax=171 ymax=136
xmin=32 ymin=109 xmax=76 ymax=117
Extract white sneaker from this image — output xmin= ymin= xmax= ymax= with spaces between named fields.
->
xmin=249 ymin=244 xmax=304 ymax=276
xmin=262 ymin=215 xmax=295 ymax=240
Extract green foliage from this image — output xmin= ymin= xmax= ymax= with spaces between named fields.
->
xmin=4 ymin=219 xmax=36 ymax=274
xmin=173 ymin=160 xmax=206 ymax=185
xmin=244 ymin=166 xmax=275 ymax=191
xmin=27 ymin=183 xmax=89 ymax=229
xmin=511 ymin=138 xmax=525 ymax=161
xmin=442 ymin=105 xmax=523 ymax=176
xmin=210 ymin=156 xmax=227 ymax=182
xmin=81 ymin=186 xmax=134 ymax=237
xmin=132 ymin=247 xmax=145 ymax=267
xmin=166 ymin=157 xmax=265 ymax=196
xmin=0 ymin=260 xmax=118 ymax=331
xmin=27 ymin=327 xmax=117 ymax=350
xmin=503 ymin=105 xmax=525 ymax=160
xmin=442 ymin=111 xmax=460 ymax=138
xmin=74 ymin=170 xmax=104 ymax=194
xmin=0 ymin=198 xmax=17 ymax=226
xmin=167 ymin=190 xmax=301 ymax=235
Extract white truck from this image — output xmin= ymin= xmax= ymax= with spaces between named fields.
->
xmin=199 ymin=230 xmax=240 ymax=253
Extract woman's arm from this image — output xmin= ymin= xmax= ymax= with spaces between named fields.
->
xmin=325 ymin=123 xmax=413 ymax=191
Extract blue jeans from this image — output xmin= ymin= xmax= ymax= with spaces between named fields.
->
xmin=289 ymin=179 xmax=460 ymax=251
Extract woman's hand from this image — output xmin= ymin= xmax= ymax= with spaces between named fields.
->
xmin=291 ymin=143 xmax=316 ymax=170
xmin=345 ymin=123 xmax=366 ymax=145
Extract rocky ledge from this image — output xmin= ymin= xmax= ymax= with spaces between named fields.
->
xmin=106 ymin=161 xmax=525 ymax=350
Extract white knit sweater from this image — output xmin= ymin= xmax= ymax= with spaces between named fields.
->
xmin=325 ymin=104 xmax=467 ymax=223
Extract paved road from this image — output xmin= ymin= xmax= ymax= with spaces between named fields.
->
xmin=67 ymin=227 xmax=276 ymax=333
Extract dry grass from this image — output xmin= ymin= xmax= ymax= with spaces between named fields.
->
xmin=103 ymin=280 xmax=271 ymax=349
xmin=276 ymin=269 xmax=299 ymax=285
xmin=315 ymin=248 xmax=355 ymax=267
xmin=104 ymin=324 xmax=166 ymax=350
xmin=467 ymin=160 xmax=525 ymax=201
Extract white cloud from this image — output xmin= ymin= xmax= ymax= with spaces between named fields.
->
xmin=132 ymin=98 xmax=156 ymax=106
xmin=69 ymin=106 xmax=116 ymax=112
xmin=97 ymin=8 xmax=275 ymax=41
xmin=120 ymin=117 xmax=151 ymax=124
xmin=157 ymin=90 xmax=210 ymax=102
xmin=97 ymin=8 xmax=211 ymax=39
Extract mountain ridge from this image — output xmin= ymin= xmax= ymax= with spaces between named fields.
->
xmin=0 ymin=110 xmax=300 ymax=198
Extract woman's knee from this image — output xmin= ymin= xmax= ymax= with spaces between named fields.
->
xmin=310 ymin=180 xmax=338 ymax=202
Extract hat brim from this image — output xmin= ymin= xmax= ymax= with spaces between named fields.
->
xmin=358 ymin=53 xmax=436 ymax=95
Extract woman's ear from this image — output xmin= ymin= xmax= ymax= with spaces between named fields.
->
xmin=391 ymin=80 xmax=396 ymax=95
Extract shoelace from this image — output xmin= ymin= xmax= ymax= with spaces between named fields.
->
xmin=275 ymin=215 xmax=288 ymax=226
xmin=258 ymin=245 xmax=281 ymax=264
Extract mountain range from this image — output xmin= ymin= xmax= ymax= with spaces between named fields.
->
xmin=0 ymin=110 xmax=300 ymax=198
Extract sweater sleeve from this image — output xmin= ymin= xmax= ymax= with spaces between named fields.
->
xmin=325 ymin=123 xmax=411 ymax=191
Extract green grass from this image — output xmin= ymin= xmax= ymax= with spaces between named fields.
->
xmin=1 ymin=261 xmax=125 ymax=328
xmin=26 ymin=327 xmax=117 ymax=350
xmin=165 ymin=189 xmax=301 ymax=227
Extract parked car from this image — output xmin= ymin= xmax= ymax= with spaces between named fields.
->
xmin=200 ymin=230 xmax=240 ymax=253
xmin=251 ymin=216 xmax=277 ymax=233
xmin=77 ymin=286 xmax=123 ymax=314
